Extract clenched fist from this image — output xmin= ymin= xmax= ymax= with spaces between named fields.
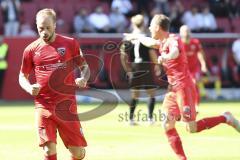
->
xmin=30 ymin=83 xmax=41 ymax=96
xmin=75 ymin=77 xmax=87 ymax=88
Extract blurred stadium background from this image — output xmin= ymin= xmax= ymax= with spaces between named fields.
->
xmin=0 ymin=0 xmax=240 ymax=160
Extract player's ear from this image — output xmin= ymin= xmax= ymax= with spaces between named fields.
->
xmin=53 ymin=22 xmax=56 ymax=30
xmin=156 ymin=25 xmax=160 ymax=32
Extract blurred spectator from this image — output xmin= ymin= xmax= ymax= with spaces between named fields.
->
xmin=169 ymin=0 xmax=184 ymax=33
xmin=149 ymin=7 xmax=161 ymax=21
xmin=109 ymin=7 xmax=127 ymax=33
xmin=181 ymin=5 xmax=202 ymax=32
xmin=154 ymin=0 xmax=170 ymax=16
xmin=56 ymin=11 xmax=70 ymax=34
xmin=73 ymin=8 xmax=94 ymax=34
xmin=200 ymin=55 xmax=223 ymax=99
xmin=198 ymin=5 xmax=219 ymax=32
xmin=19 ymin=23 xmax=37 ymax=37
xmin=209 ymin=56 xmax=223 ymax=98
xmin=137 ymin=0 xmax=149 ymax=14
xmin=232 ymin=39 xmax=240 ymax=82
xmin=208 ymin=0 xmax=240 ymax=18
xmin=225 ymin=0 xmax=240 ymax=18
xmin=0 ymin=36 xmax=8 ymax=95
xmin=111 ymin=0 xmax=133 ymax=17
xmin=88 ymin=6 xmax=112 ymax=33
xmin=0 ymin=0 xmax=21 ymax=36
xmin=208 ymin=0 xmax=226 ymax=17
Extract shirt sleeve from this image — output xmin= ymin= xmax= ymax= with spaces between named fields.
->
xmin=168 ymin=37 xmax=179 ymax=53
xmin=72 ymin=39 xmax=86 ymax=66
xmin=20 ymin=46 xmax=34 ymax=74
xmin=195 ymin=39 xmax=202 ymax=52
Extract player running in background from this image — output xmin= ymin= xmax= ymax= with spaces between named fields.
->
xmin=120 ymin=14 xmax=160 ymax=125
xmin=19 ymin=8 xmax=89 ymax=160
xmin=179 ymin=25 xmax=208 ymax=107
xmin=125 ymin=14 xmax=240 ymax=160
xmin=180 ymin=25 xmax=222 ymax=102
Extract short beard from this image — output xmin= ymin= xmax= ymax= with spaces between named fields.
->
xmin=47 ymin=32 xmax=55 ymax=42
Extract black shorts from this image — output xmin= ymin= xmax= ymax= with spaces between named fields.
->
xmin=129 ymin=63 xmax=156 ymax=89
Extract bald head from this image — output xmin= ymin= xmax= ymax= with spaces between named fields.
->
xmin=180 ymin=25 xmax=191 ymax=41
xmin=36 ymin=8 xmax=56 ymax=43
xmin=36 ymin=8 xmax=56 ymax=24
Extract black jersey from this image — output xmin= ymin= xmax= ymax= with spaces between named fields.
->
xmin=121 ymin=40 xmax=151 ymax=63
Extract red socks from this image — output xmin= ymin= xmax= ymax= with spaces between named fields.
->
xmin=196 ymin=115 xmax=226 ymax=132
xmin=44 ymin=154 xmax=84 ymax=160
xmin=166 ymin=128 xmax=187 ymax=160
xmin=44 ymin=154 xmax=57 ymax=160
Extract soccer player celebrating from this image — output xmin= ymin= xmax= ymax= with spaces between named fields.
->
xmin=125 ymin=14 xmax=240 ymax=160
xmin=179 ymin=25 xmax=208 ymax=107
xmin=19 ymin=9 xmax=89 ymax=160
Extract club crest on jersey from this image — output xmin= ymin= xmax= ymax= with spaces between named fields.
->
xmin=57 ymin=47 xmax=66 ymax=56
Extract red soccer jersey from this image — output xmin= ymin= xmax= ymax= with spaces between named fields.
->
xmin=159 ymin=34 xmax=193 ymax=91
xmin=182 ymin=38 xmax=202 ymax=73
xmin=20 ymin=34 xmax=85 ymax=109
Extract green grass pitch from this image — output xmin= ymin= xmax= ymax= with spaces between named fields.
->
xmin=0 ymin=101 xmax=240 ymax=160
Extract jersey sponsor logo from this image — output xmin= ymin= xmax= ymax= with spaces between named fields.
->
xmin=36 ymin=62 xmax=66 ymax=71
xmin=57 ymin=47 xmax=66 ymax=56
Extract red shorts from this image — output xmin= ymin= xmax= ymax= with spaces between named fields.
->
xmin=162 ymin=84 xmax=196 ymax=122
xmin=35 ymin=108 xmax=87 ymax=148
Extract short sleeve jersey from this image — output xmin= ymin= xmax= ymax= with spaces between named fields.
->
xmin=20 ymin=34 xmax=85 ymax=109
xmin=182 ymin=38 xmax=202 ymax=73
xmin=159 ymin=34 xmax=193 ymax=91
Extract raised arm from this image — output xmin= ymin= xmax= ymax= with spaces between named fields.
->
xmin=138 ymin=36 xmax=160 ymax=49
xmin=123 ymin=33 xmax=160 ymax=49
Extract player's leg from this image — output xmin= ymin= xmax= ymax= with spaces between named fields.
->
xmin=57 ymin=116 xmax=87 ymax=160
xmin=35 ymin=108 xmax=58 ymax=160
xmin=194 ymin=72 xmax=201 ymax=108
xmin=186 ymin=112 xmax=240 ymax=133
xmin=43 ymin=142 xmax=57 ymax=160
xmin=162 ymin=92 xmax=187 ymax=160
xmin=68 ymin=146 xmax=86 ymax=160
xmin=129 ymin=89 xmax=140 ymax=125
xmin=146 ymin=88 xmax=156 ymax=124
xmin=177 ymin=85 xmax=239 ymax=133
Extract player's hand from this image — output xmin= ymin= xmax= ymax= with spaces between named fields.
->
xmin=30 ymin=83 xmax=41 ymax=96
xmin=154 ymin=65 xmax=161 ymax=76
xmin=201 ymin=65 xmax=208 ymax=73
xmin=127 ymin=72 xmax=133 ymax=79
xmin=75 ymin=77 xmax=87 ymax=88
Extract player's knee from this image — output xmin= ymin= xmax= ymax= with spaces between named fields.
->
xmin=162 ymin=119 xmax=175 ymax=131
xmin=186 ymin=121 xmax=197 ymax=133
xmin=71 ymin=148 xmax=85 ymax=160
xmin=43 ymin=142 xmax=56 ymax=156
